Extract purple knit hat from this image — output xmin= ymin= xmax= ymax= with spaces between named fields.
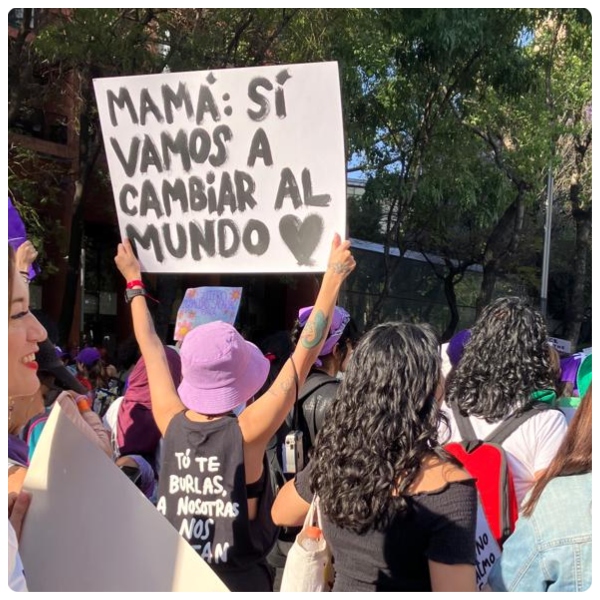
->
xmin=298 ymin=305 xmax=351 ymax=362
xmin=76 ymin=347 xmax=101 ymax=367
xmin=447 ymin=329 xmax=472 ymax=368
xmin=178 ymin=321 xmax=270 ymax=415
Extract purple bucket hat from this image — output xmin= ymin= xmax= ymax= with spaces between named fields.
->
xmin=298 ymin=305 xmax=351 ymax=359
xmin=178 ymin=321 xmax=270 ymax=415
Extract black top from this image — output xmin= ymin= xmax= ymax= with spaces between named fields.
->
xmin=295 ymin=465 xmax=477 ymax=591
xmin=156 ymin=412 xmax=277 ymax=591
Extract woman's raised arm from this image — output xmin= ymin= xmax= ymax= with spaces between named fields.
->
xmin=114 ymin=239 xmax=183 ymax=435
xmin=239 ymin=233 xmax=355 ymax=447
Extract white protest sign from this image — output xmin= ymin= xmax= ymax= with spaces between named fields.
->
xmin=93 ymin=62 xmax=346 ymax=273
xmin=474 ymin=500 xmax=502 ymax=590
xmin=19 ymin=402 xmax=229 ymax=592
xmin=548 ymin=336 xmax=572 ymax=354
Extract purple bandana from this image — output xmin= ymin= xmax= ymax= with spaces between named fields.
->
xmin=298 ymin=305 xmax=351 ymax=365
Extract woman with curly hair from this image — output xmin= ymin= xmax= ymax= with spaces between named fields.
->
xmin=442 ymin=296 xmax=567 ymax=506
xmin=272 ymin=322 xmax=478 ymax=592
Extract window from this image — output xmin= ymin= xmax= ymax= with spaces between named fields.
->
xmin=8 ymin=9 xmax=35 ymax=29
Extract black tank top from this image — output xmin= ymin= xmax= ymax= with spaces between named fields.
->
xmin=156 ymin=412 xmax=277 ymax=590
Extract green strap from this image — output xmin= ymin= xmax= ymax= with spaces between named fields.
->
xmin=530 ymin=389 xmax=557 ymax=404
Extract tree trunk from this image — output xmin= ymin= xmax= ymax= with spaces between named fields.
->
xmin=563 ymin=208 xmax=591 ymax=346
xmin=475 ymin=189 xmax=526 ymax=315
xmin=441 ymin=272 xmax=460 ymax=342
xmin=58 ymin=184 xmax=85 ymax=345
xmin=476 ymin=262 xmax=498 ymax=317
xmin=57 ymin=73 xmax=101 ymax=345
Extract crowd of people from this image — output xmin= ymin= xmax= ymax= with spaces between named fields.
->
xmin=7 ymin=235 xmax=592 ymax=592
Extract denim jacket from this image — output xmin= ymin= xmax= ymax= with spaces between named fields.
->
xmin=488 ymin=473 xmax=591 ymax=592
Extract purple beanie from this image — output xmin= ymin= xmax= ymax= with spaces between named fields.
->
xmin=76 ymin=347 xmax=101 ymax=367
xmin=447 ymin=329 xmax=472 ymax=368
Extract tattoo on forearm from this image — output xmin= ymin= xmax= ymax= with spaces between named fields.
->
xmin=266 ymin=375 xmax=293 ymax=398
xmin=300 ymin=310 xmax=327 ymax=349
xmin=328 ymin=261 xmax=351 ymax=275
xmin=279 ymin=377 xmax=293 ymax=393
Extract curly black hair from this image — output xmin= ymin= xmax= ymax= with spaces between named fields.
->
xmin=309 ymin=322 xmax=447 ymax=534
xmin=446 ymin=296 xmax=555 ymax=422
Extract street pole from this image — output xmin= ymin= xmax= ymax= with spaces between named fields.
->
xmin=80 ymin=245 xmax=85 ymax=338
xmin=540 ymin=165 xmax=553 ymax=317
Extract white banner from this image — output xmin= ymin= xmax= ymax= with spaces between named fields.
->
xmin=19 ymin=402 xmax=229 ymax=592
xmin=93 ymin=62 xmax=346 ymax=273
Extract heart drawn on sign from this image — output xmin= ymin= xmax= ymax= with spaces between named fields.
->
xmin=279 ymin=214 xmax=324 ymax=266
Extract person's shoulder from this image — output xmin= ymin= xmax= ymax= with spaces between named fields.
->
xmin=408 ymin=457 xmax=475 ymax=496
xmin=306 ymin=370 xmax=339 ymax=385
xmin=518 ymin=405 xmax=567 ymax=435
xmin=301 ymin=371 xmax=339 ymax=398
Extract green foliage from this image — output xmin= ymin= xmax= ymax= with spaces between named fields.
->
xmin=8 ymin=8 xmax=591 ymax=336
xmin=8 ymin=146 xmax=66 ymax=277
xmin=338 ymin=8 xmax=590 ymax=331
xmin=347 ymin=188 xmax=384 ymax=242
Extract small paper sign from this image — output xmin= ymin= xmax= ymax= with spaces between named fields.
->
xmin=474 ymin=500 xmax=502 ymax=590
xmin=174 ymin=286 xmax=242 ymax=341
xmin=548 ymin=336 xmax=572 ymax=354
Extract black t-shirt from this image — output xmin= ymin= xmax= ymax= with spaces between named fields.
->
xmin=295 ymin=465 xmax=477 ymax=591
xmin=156 ymin=412 xmax=277 ymax=591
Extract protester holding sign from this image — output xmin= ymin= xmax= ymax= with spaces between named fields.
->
xmin=272 ymin=322 xmax=478 ymax=592
xmin=114 ymin=234 xmax=355 ymax=591
xmin=8 ymin=244 xmax=48 ymax=591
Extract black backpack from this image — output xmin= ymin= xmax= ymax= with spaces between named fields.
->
xmin=293 ymin=371 xmax=339 ymax=455
xmin=265 ymin=372 xmax=339 ymax=568
xmin=266 ymin=371 xmax=339 ymax=495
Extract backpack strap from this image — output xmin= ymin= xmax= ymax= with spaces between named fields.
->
xmin=449 ymin=402 xmax=479 ymax=442
xmin=299 ymin=371 xmax=339 ymax=403
xmin=297 ymin=372 xmax=338 ymax=450
xmin=450 ymin=401 xmax=553 ymax=446
xmin=485 ymin=402 xmax=552 ymax=446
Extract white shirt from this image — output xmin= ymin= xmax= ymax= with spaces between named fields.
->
xmin=440 ymin=401 xmax=568 ymax=506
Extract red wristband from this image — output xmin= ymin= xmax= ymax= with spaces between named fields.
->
xmin=126 ymin=279 xmax=144 ymax=289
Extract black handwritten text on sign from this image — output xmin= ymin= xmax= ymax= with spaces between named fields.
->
xmin=94 ymin=63 xmax=346 ymax=273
